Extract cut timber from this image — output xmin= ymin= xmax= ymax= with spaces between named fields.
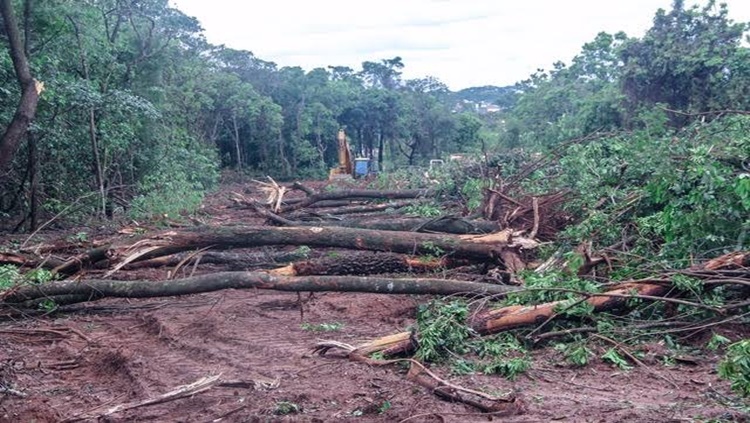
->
xmin=124 ymin=250 xmax=310 ymax=270
xmin=281 ymin=189 xmax=430 ymax=212
xmin=2 ymin=272 xmax=518 ymax=307
xmin=269 ymin=252 xmax=469 ymax=276
xmin=258 ymin=206 xmax=501 ymax=235
xmin=108 ymin=225 xmax=525 ymax=267
xmin=288 ymin=200 xmax=416 ymax=217
xmin=351 ymin=280 xmax=670 ymax=357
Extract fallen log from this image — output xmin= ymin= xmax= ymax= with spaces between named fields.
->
xmin=258 ymin=204 xmax=501 ymax=234
xmin=0 ymin=252 xmax=65 ymax=269
xmin=269 ymin=252 xmax=470 ymax=276
xmin=105 ymin=226 xmax=533 ymax=270
xmin=2 ymin=272 xmax=519 ymax=307
xmin=281 ymin=189 xmax=430 ymax=212
xmin=349 ymin=280 xmax=670 ymax=357
xmin=288 ymin=200 xmax=416 ymax=217
xmin=124 ymin=250 xmax=310 ymax=270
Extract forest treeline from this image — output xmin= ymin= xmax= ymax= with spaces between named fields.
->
xmin=0 ymin=0 xmax=749 ymax=231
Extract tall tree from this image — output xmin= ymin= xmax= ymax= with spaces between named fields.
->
xmin=620 ymin=0 xmax=750 ymax=125
xmin=0 ymin=0 xmax=42 ymax=173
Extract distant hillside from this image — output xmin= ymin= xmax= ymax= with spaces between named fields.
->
xmin=454 ymin=85 xmax=519 ymax=110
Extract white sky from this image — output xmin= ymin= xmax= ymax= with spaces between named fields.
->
xmin=169 ymin=0 xmax=750 ymax=91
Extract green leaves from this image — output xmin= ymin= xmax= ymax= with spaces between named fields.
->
xmin=718 ymin=339 xmax=750 ymax=397
xmin=414 ymin=300 xmax=474 ymax=363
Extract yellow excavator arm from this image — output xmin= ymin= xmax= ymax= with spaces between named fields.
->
xmin=329 ymin=129 xmax=354 ymax=179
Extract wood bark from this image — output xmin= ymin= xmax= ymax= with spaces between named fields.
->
xmin=108 ymin=225 xmax=516 ymax=268
xmin=286 ymin=200 xmax=415 ymax=218
xmin=281 ymin=189 xmax=430 ymax=212
xmin=0 ymin=0 xmax=42 ymax=173
xmin=124 ymin=250 xmax=310 ymax=270
xmin=2 ymin=272 xmax=518 ymax=306
xmin=270 ymin=252 xmax=469 ymax=276
xmin=249 ymin=199 xmax=500 ymax=234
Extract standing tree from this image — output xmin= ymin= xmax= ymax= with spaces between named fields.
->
xmin=0 ymin=0 xmax=42 ymax=173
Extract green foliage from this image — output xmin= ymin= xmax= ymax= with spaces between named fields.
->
xmin=601 ymin=348 xmax=633 ymax=370
xmin=708 ymin=333 xmax=732 ymax=351
xmin=0 ymin=265 xmax=57 ymax=291
xmin=555 ymin=341 xmax=594 ymax=367
xmin=130 ymin=135 xmax=219 ymax=220
xmin=460 ymin=178 xmax=486 ymax=211
xmin=404 ymin=202 xmax=442 ymax=218
xmin=0 ymin=265 xmax=21 ymax=290
xmin=547 ymin=116 xmax=750 ymax=272
xmin=481 ymin=357 xmax=531 ymax=380
xmin=39 ymin=299 xmax=58 ymax=313
xmin=503 ymin=271 xmax=600 ymax=305
xmin=414 ymin=300 xmax=474 ymax=362
xmin=300 ymin=322 xmax=344 ymax=332
xmin=467 ymin=333 xmax=531 ymax=380
xmin=273 ymin=401 xmax=301 ymax=415
xmin=419 ymin=241 xmax=445 ymax=259
xmin=377 ymin=400 xmax=391 ymax=414
xmin=450 ymin=359 xmax=477 ymax=375
xmin=26 ymin=269 xmax=56 ymax=284
xmin=718 ymin=339 xmax=750 ymax=397
xmin=295 ymin=246 xmax=312 ymax=258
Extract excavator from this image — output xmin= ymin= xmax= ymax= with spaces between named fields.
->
xmin=328 ymin=129 xmax=374 ymax=181
xmin=329 ymin=129 xmax=354 ymax=181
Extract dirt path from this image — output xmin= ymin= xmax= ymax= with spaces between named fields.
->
xmin=0 ymin=181 xmax=747 ymax=422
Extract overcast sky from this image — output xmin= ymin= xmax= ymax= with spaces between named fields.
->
xmin=169 ymin=0 xmax=750 ymax=91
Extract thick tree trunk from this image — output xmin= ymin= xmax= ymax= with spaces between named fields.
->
xmin=124 ymin=250 xmax=311 ymax=270
xmin=281 ymin=189 xmax=430 ymax=212
xmin=0 ymin=0 xmax=42 ymax=173
xmin=26 ymin=129 xmax=39 ymax=230
xmin=287 ymin=200 xmax=415 ymax=218
xmin=270 ymin=252 xmax=469 ymax=276
xmin=116 ymin=225 xmax=514 ymax=266
xmin=328 ymin=217 xmax=500 ymax=234
xmin=248 ymin=199 xmax=500 ymax=234
xmin=2 ymin=272 xmax=518 ymax=307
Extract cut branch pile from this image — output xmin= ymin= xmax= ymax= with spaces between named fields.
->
xmin=482 ymin=189 xmax=570 ymax=241
xmin=317 ymin=251 xmax=750 ymax=359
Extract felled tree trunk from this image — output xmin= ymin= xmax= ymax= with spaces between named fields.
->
xmin=2 ymin=272 xmax=518 ymax=307
xmin=269 ymin=252 xmax=470 ymax=276
xmin=352 ymin=280 xmax=670 ymax=356
xmin=259 ymin=207 xmax=501 ymax=235
xmin=281 ymin=189 xmax=430 ymax=212
xmin=95 ymin=226 xmax=525 ymax=273
xmin=288 ymin=200 xmax=416 ymax=217
xmin=124 ymin=250 xmax=311 ymax=270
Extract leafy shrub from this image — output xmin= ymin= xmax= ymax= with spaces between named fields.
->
xmin=718 ymin=339 xmax=750 ymax=397
xmin=415 ymin=300 xmax=474 ymax=362
xmin=130 ymin=133 xmax=219 ymax=219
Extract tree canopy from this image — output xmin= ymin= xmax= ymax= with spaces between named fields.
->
xmin=1 ymin=0 xmax=748 ymax=232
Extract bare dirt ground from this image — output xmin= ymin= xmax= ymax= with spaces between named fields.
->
xmin=1 ymin=180 xmax=748 ymax=422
